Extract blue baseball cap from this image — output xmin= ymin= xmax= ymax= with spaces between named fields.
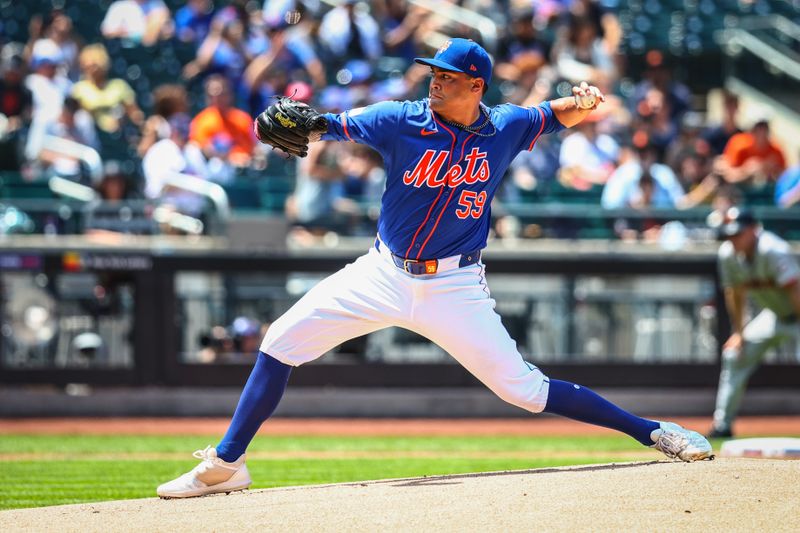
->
xmin=415 ymin=38 xmax=492 ymax=86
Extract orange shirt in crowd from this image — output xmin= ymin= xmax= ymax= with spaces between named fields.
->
xmin=190 ymin=106 xmax=255 ymax=164
xmin=723 ymin=131 xmax=786 ymax=172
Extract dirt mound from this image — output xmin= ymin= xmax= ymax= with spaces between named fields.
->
xmin=2 ymin=458 xmax=796 ymax=532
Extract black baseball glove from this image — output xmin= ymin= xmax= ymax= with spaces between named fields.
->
xmin=253 ymin=97 xmax=328 ymax=158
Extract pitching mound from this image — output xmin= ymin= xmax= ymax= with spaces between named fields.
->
xmin=2 ymin=458 xmax=797 ymax=532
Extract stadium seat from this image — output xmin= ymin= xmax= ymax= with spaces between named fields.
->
xmin=256 ymin=176 xmax=295 ymax=213
xmin=742 ymin=183 xmax=776 ymax=206
xmin=222 ymin=181 xmax=262 ymax=210
xmin=547 ymin=181 xmax=604 ymax=204
xmin=1 ymin=182 xmax=55 ymax=200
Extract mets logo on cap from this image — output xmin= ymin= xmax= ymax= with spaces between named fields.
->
xmin=414 ymin=38 xmax=493 ymax=86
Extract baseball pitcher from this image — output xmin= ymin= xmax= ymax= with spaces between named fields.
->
xmin=158 ymin=39 xmax=712 ymax=499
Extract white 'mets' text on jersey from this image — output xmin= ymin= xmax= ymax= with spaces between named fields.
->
xmin=322 ymin=99 xmax=564 ymax=259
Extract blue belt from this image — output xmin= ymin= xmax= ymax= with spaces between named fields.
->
xmin=374 ymin=238 xmax=481 ymax=275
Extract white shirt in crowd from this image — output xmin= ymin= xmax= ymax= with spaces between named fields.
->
xmin=101 ymin=0 xmax=147 ymax=42
xmin=559 ymin=130 xmax=619 ymax=171
xmin=142 ymin=138 xmax=209 ymax=215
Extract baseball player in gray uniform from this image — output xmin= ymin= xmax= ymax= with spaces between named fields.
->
xmin=709 ymin=207 xmax=800 ymax=437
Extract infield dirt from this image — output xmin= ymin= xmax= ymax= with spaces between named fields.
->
xmin=1 ymin=458 xmax=796 ymax=532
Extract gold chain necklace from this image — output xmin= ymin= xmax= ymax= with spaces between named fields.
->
xmin=437 ymin=103 xmax=497 ymax=137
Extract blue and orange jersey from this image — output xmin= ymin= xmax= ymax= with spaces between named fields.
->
xmin=322 ymin=99 xmax=564 ymax=259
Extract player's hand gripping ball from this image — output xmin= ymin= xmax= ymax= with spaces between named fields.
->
xmin=573 ymin=82 xmax=604 ymax=110
xmin=254 ymin=97 xmax=328 ymax=157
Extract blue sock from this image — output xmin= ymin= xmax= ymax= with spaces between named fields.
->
xmin=544 ymin=379 xmax=660 ymax=446
xmin=216 ymin=352 xmax=292 ymax=462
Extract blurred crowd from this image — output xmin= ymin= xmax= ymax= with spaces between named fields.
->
xmin=0 ymin=0 xmax=797 ymax=242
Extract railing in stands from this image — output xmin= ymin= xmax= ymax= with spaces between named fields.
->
xmin=717 ymin=15 xmax=800 ymax=83
xmin=319 ymin=0 xmax=498 ymax=52
xmin=162 ymin=172 xmax=231 ymax=234
xmin=40 ymin=136 xmax=103 ymax=184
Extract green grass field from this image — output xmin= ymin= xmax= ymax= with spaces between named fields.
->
xmin=0 ymin=433 xmax=678 ymax=510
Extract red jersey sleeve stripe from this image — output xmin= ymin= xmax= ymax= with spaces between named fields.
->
xmin=341 ymin=112 xmax=353 ymax=141
xmin=527 ymin=107 xmax=546 ymax=151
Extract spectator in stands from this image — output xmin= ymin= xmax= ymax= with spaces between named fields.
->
xmin=0 ymin=43 xmax=32 ymax=171
xmin=558 ymin=111 xmax=618 ymax=191
xmin=673 ymin=150 xmax=718 ymax=208
xmin=551 ymin=15 xmax=616 ymax=90
xmin=285 ymin=140 xmax=386 ymax=241
xmin=603 ymin=140 xmax=688 ymax=242
xmin=663 ymin=112 xmax=740 ymax=210
xmin=138 ymin=0 xmax=174 ymax=44
xmin=566 ymin=0 xmax=622 ymax=55
xmin=190 ymin=75 xmax=255 ymax=168
xmin=335 ymin=143 xmax=386 ymax=234
xmin=380 ymin=0 xmax=427 ymax=62
xmin=231 ymin=316 xmax=263 ymax=356
xmin=774 ymin=155 xmax=800 ymax=208
xmin=711 ymin=183 xmax=743 ymax=213
xmin=262 ymin=0 xmax=299 ymax=23
xmin=71 ymin=44 xmax=144 ymax=134
xmin=507 ymin=134 xmax=561 ymax=200
xmin=35 ymin=96 xmax=99 ymax=184
xmin=243 ymin=15 xmax=326 ymax=116
xmin=25 ymin=10 xmax=82 ymax=82
xmin=175 ymin=0 xmax=215 ymax=46
xmin=196 ymin=325 xmax=235 ymax=364
xmin=702 ymin=90 xmax=742 ymax=156
xmin=631 ymin=51 xmax=691 ymax=126
xmin=601 ymin=140 xmax=685 ymax=210
xmin=318 ymin=0 xmax=383 ymax=67
xmin=45 ymin=96 xmax=99 ymax=150
xmin=284 ymin=80 xmax=314 ymax=104
xmin=319 ymin=59 xmax=375 ymax=111
xmin=285 ymin=140 xmax=347 ymax=241
xmin=101 ymin=0 xmax=173 ymax=46
xmin=137 ymin=84 xmax=190 ymax=157
xmin=494 ymin=7 xmax=549 ymax=103
xmin=182 ymin=8 xmax=256 ymax=89
xmin=633 ymin=86 xmax=679 ymax=157
xmin=24 ymin=39 xmax=72 ymax=160
xmin=26 ymin=39 xmax=71 ymax=121
xmin=665 ymin=112 xmax=715 ymax=204
xmin=665 ymin=111 xmax=710 ymax=173
xmin=95 ymin=160 xmax=136 ymax=202
xmin=102 ymin=0 xmax=146 ymax=44
xmin=713 ymin=117 xmax=786 ymax=186
xmin=530 ymin=0 xmax=568 ymax=27
xmin=143 ymin=113 xmax=209 ymax=216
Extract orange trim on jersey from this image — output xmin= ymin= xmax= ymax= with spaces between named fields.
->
xmin=342 ymin=112 xmax=353 ymax=141
xmin=527 ymin=107 xmax=546 ymax=151
xmin=405 ymin=112 xmax=457 ymax=258
xmin=416 ymin=132 xmax=476 ymax=259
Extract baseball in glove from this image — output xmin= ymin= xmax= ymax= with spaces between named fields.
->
xmin=253 ymin=97 xmax=328 ymax=157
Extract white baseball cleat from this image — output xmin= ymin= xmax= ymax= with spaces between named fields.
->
xmin=650 ymin=421 xmax=714 ymax=462
xmin=157 ymin=446 xmax=251 ymax=499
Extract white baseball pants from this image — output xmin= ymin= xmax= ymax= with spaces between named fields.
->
xmin=713 ymin=308 xmax=800 ymax=430
xmin=261 ymin=246 xmax=550 ymax=413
